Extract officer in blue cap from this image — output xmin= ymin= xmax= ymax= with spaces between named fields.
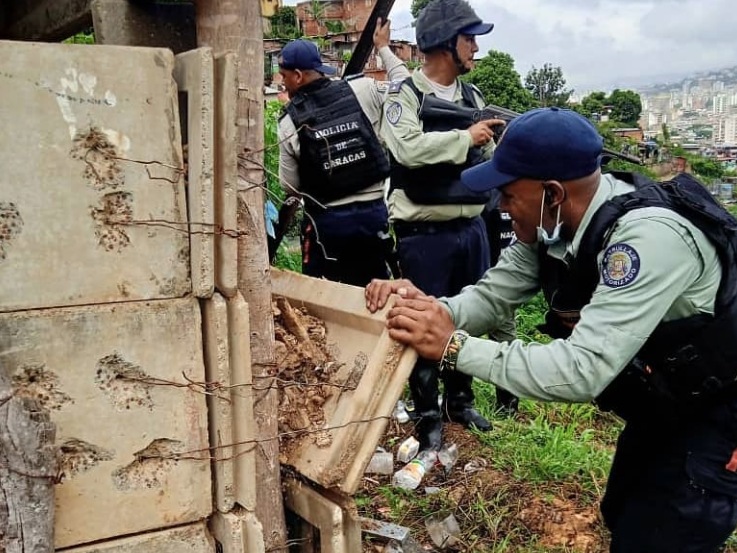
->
xmin=367 ymin=107 xmax=737 ymax=551
xmin=277 ymin=26 xmax=409 ymax=286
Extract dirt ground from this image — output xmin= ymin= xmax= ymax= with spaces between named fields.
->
xmin=360 ymin=423 xmax=607 ymax=553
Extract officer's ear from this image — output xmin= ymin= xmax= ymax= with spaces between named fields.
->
xmin=541 ymin=180 xmax=566 ymax=208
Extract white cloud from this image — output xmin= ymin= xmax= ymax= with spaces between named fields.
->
xmin=283 ymin=0 xmax=737 ymax=91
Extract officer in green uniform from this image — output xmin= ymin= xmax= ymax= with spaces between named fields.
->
xmin=379 ymin=0 xmax=508 ymax=453
xmin=367 ymin=107 xmax=737 ymax=552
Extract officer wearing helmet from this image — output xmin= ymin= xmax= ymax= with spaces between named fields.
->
xmin=378 ymin=0 xmax=512 ymax=454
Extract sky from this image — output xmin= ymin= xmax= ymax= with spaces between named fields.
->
xmin=284 ymin=0 xmax=737 ymax=93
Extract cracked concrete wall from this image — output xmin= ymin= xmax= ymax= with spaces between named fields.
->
xmin=0 ymin=41 xmax=191 ymax=312
xmin=0 ymin=299 xmax=212 ymax=548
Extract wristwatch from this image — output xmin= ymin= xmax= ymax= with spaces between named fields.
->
xmin=440 ymin=329 xmax=470 ymax=373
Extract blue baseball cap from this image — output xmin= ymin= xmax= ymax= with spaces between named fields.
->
xmin=278 ymin=39 xmax=336 ymax=75
xmin=461 ymin=107 xmax=604 ymax=192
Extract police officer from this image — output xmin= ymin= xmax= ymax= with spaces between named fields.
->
xmin=278 ymin=20 xmax=409 ymax=286
xmin=481 ymin=194 xmax=519 ymax=415
xmin=367 ymin=107 xmax=737 ymax=552
xmin=379 ymin=0 xmax=506 ymax=452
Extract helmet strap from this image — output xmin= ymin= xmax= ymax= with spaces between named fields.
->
xmin=441 ymin=37 xmax=467 ymax=75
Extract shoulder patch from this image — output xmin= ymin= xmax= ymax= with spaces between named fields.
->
xmin=602 ymin=243 xmax=640 ymax=288
xmin=376 ymin=80 xmax=390 ymax=93
xmin=387 ymin=80 xmax=404 ymax=94
xmin=386 ymin=101 xmax=403 ymax=126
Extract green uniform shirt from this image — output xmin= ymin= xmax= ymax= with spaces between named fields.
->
xmin=380 ymin=70 xmax=494 ymax=222
xmin=278 ymin=46 xmax=410 ymax=207
xmin=442 ymin=173 xmax=722 ymax=402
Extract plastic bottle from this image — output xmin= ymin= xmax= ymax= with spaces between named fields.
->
xmin=365 ymin=450 xmax=394 ymax=475
xmin=392 ymin=450 xmax=438 ymax=490
xmin=392 ymin=400 xmax=410 ymax=424
xmin=437 ymin=443 xmax=459 ymax=474
xmin=396 ymin=436 xmax=420 ymax=463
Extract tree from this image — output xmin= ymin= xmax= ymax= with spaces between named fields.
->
xmin=608 ymin=89 xmax=642 ymax=128
xmin=463 ymin=50 xmax=537 ymax=112
xmin=662 ymin=123 xmax=670 ymax=144
xmin=269 ymin=6 xmax=300 ymax=39
xmin=411 ymin=0 xmax=434 ymax=18
xmin=524 ymin=63 xmax=572 ymax=107
xmin=577 ymin=91 xmax=607 ymax=119
xmin=305 ymin=0 xmax=327 ymax=31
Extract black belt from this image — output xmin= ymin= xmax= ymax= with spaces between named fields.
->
xmin=307 ymin=197 xmax=385 ymax=214
xmin=393 ymin=216 xmax=479 ymax=237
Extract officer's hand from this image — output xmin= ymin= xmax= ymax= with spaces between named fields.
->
xmin=386 ymin=296 xmax=455 ymax=361
xmin=373 ymin=17 xmax=391 ymax=50
xmin=468 ymin=119 xmax=503 ymax=146
xmin=365 ymin=278 xmax=426 ymax=313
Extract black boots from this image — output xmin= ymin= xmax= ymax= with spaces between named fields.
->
xmin=495 ymin=387 xmax=520 ymax=417
xmin=409 ymin=360 xmax=491 ymax=451
xmin=441 ymin=405 xmax=492 ymax=431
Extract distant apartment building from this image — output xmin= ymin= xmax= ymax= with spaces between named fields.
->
xmin=648 ymin=111 xmax=668 ymax=130
xmin=715 ymin=116 xmax=737 ymax=144
xmin=713 ymin=93 xmax=728 ymax=115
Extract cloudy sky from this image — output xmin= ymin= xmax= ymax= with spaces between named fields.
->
xmin=285 ymin=0 xmax=737 ymax=93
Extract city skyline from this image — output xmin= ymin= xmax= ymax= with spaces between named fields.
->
xmin=283 ymin=0 xmax=737 ymax=92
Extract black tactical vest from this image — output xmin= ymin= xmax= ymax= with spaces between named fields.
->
xmin=285 ymin=78 xmax=389 ymax=206
xmin=538 ymin=172 xmax=737 ymax=420
xmin=388 ymin=78 xmax=492 ymax=206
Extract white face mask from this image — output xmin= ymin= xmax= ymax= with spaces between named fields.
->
xmin=536 ymin=189 xmax=563 ymax=245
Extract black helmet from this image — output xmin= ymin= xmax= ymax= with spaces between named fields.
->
xmin=416 ymin=0 xmax=494 ymax=53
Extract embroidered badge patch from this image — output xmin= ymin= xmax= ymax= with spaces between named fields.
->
xmin=602 ymin=243 xmax=640 ymax=288
xmin=386 ymin=102 xmax=402 ymax=126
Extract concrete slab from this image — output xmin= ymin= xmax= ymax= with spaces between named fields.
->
xmin=202 ymin=292 xmax=257 ymax=512
xmin=0 ymin=299 xmax=212 ymax=548
xmin=271 ymin=270 xmax=418 ymax=494
xmin=0 ymin=41 xmax=190 ymax=312
xmin=213 ymin=53 xmax=238 ymax=298
xmin=227 ymin=293 xmax=257 ymax=511
xmin=209 ymin=509 xmax=266 ymax=553
xmin=284 ymin=477 xmax=361 ymax=553
xmin=58 ymin=522 xmax=215 ymax=553
xmin=91 ymin=0 xmax=197 ymax=54
xmin=174 ymin=48 xmax=215 ymax=299
xmin=202 ymin=293 xmax=235 ymax=513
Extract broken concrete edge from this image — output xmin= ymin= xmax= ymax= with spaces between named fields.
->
xmin=283 ymin=477 xmax=361 ymax=553
xmin=209 ymin=509 xmax=266 ymax=553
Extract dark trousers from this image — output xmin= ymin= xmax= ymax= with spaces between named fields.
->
xmin=481 ymin=206 xmax=519 ymax=411
xmin=602 ymin=401 xmax=737 ymax=552
xmin=301 ymin=199 xmax=392 ymax=287
xmin=395 ymin=216 xmax=491 ymax=422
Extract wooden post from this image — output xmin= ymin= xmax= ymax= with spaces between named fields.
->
xmin=195 ymin=1 xmax=287 ymax=550
xmin=0 ymin=366 xmax=58 ymax=553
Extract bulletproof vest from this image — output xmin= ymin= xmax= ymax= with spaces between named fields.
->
xmin=285 ymin=78 xmax=389 ymax=206
xmin=538 ymin=172 xmax=737 ymax=420
xmin=388 ymin=78 xmax=492 ymax=206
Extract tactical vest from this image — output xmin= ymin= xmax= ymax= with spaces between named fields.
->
xmin=285 ymin=78 xmax=389 ymax=206
xmin=388 ymin=78 xmax=492 ymax=206
xmin=538 ymin=172 xmax=737 ymax=420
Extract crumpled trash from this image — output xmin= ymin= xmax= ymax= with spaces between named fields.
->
xmin=463 ymin=458 xmax=488 ymax=474
xmin=425 ymin=513 xmax=461 ymax=549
